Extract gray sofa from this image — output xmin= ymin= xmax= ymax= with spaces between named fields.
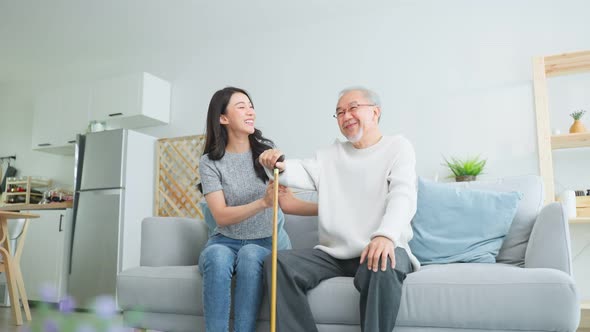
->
xmin=117 ymin=175 xmax=581 ymax=331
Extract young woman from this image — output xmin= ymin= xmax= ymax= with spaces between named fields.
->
xmin=198 ymin=87 xmax=316 ymax=332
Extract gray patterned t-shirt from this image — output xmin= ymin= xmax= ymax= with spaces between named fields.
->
xmin=199 ymin=150 xmax=272 ymax=239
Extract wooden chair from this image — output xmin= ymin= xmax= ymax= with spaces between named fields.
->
xmin=0 ymin=217 xmax=32 ymax=325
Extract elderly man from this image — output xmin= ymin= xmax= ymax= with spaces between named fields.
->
xmin=259 ymin=87 xmax=419 ymax=332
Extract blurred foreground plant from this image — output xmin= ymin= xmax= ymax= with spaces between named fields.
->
xmin=27 ymin=285 xmax=142 ymax=332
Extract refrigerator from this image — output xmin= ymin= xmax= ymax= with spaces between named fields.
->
xmin=69 ymin=129 xmax=156 ymax=309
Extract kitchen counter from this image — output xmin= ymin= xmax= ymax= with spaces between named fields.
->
xmin=0 ymin=201 xmax=73 ymax=211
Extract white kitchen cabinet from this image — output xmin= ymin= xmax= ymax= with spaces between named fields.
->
xmin=31 ymin=86 xmax=90 ymax=155
xmin=59 ymin=86 xmax=91 ymax=146
xmin=89 ymin=72 xmax=170 ymax=129
xmin=31 ymin=72 xmax=169 ymax=155
xmin=31 ymin=91 xmax=61 ymax=151
xmin=20 ymin=209 xmax=73 ymax=303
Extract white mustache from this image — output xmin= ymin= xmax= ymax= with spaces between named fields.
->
xmin=343 ymin=119 xmax=357 ymax=127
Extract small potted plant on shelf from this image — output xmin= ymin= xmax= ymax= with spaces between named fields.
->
xmin=443 ymin=156 xmax=487 ymax=182
xmin=569 ymin=110 xmax=587 ymax=133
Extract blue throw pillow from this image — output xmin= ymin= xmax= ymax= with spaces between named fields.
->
xmin=409 ymin=178 xmax=522 ymax=265
xmin=199 ymin=201 xmax=292 ymax=250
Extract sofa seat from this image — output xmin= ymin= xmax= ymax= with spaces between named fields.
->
xmin=118 ymin=265 xmax=203 ymax=316
xmin=397 ymin=263 xmax=578 ymax=331
xmin=119 ymin=262 xmax=578 ymax=331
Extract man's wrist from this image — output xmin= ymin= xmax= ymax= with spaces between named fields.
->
xmin=372 ymin=235 xmax=395 ymax=247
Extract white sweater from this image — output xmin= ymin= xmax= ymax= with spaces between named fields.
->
xmin=273 ymin=135 xmax=420 ymax=270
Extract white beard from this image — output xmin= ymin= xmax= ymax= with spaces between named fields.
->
xmin=345 ymin=126 xmax=363 ymax=144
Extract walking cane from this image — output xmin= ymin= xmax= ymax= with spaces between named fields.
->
xmin=270 ymin=155 xmax=284 ymax=332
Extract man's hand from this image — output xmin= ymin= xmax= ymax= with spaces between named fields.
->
xmin=277 ymin=185 xmax=293 ymax=207
xmin=360 ymin=236 xmax=396 ymax=272
xmin=259 ymin=149 xmax=285 ymax=172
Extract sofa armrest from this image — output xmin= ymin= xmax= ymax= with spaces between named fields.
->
xmin=524 ymin=202 xmax=572 ymax=275
xmin=139 ymin=217 xmax=209 ymax=267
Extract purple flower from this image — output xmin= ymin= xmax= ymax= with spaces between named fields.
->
xmin=39 ymin=284 xmax=57 ymax=303
xmin=42 ymin=318 xmax=59 ymax=332
xmin=93 ymin=295 xmax=117 ymax=319
xmin=59 ymin=296 xmax=76 ymax=313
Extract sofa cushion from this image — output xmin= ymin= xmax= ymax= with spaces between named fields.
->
xmin=277 ymin=264 xmax=577 ymax=330
xmin=139 ymin=217 xmax=208 ymax=267
xmin=117 ymin=266 xmax=203 ymax=316
xmin=409 ymin=178 xmax=522 ymax=264
xmin=443 ymin=175 xmax=544 ymax=267
xmin=396 ymin=263 xmax=579 ymax=331
xmin=118 ymin=264 xmax=578 ymax=331
xmin=284 ymin=191 xmax=319 ymax=250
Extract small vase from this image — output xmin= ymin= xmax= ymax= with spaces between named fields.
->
xmin=569 ymin=120 xmax=587 ymax=134
xmin=456 ymin=175 xmax=476 ymax=182
xmin=558 ymin=190 xmax=577 ymax=219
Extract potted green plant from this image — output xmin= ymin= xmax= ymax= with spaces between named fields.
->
xmin=569 ymin=110 xmax=587 ymax=133
xmin=443 ymin=156 xmax=487 ymax=182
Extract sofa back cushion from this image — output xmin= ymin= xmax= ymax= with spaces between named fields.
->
xmin=141 ymin=217 xmax=208 ymax=266
xmin=409 ymin=178 xmax=522 ymax=264
xmin=445 ymin=175 xmax=543 ymax=266
xmin=284 ymin=191 xmax=319 ymax=249
xmin=282 ymin=176 xmax=543 ymax=267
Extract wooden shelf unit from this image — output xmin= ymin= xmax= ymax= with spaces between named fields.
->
xmin=551 ymin=133 xmax=590 ymax=150
xmin=533 ymin=50 xmax=590 ymax=205
xmin=3 ymin=177 xmax=52 ymax=205
xmin=582 ymin=301 xmax=590 ymax=329
xmin=570 ymin=217 xmax=590 ymax=224
xmin=534 ymin=51 xmax=590 ymax=331
xmin=543 ymin=50 xmax=590 ymax=77
xmin=5 ymin=192 xmax=43 ymax=196
xmin=0 ymin=201 xmax=73 ymax=211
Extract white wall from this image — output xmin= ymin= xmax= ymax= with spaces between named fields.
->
xmin=0 ymin=85 xmax=74 ymax=188
xmin=23 ymin=0 xmax=587 ymax=183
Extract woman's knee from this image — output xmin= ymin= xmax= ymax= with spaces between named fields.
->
xmin=199 ymin=244 xmax=235 ymax=273
xmin=237 ymin=244 xmax=270 ymax=266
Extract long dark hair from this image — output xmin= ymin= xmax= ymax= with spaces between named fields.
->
xmin=201 ymin=87 xmax=274 ymax=187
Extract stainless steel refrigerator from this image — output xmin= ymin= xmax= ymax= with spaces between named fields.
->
xmin=69 ymin=129 xmax=156 ymax=309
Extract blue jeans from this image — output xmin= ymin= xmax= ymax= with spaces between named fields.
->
xmin=199 ymin=234 xmax=272 ymax=332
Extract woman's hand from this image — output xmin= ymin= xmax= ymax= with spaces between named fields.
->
xmin=262 ymin=181 xmax=276 ymax=208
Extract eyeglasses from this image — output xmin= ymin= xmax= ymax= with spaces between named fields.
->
xmin=333 ymin=103 xmax=376 ymax=119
